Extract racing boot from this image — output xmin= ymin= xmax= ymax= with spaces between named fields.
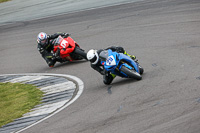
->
xmin=103 ymin=72 xmax=116 ymax=85
xmin=48 ymin=59 xmax=56 ymax=67
xmin=124 ymin=51 xmax=143 ymax=74
xmin=124 ymin=51 xmax=136 ymax=60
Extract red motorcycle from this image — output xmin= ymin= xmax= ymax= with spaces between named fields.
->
xmin=53 ymin=35 xmax=87 ymax=62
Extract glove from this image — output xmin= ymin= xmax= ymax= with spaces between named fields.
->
xmin=38 ymin=48 xmax=44 ymax=53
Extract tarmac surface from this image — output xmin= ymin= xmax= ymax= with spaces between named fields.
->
xmin=0 ymin=0 xmax=200 ymax=133
xmin=0 ymin=0 xmax=141 ymax=26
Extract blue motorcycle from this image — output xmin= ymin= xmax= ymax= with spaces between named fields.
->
xmin=99 ymin=49 xmax=143 ymax=80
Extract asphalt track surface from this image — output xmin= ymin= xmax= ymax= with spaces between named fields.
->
xmin=0 ymin=0 xmax=141 ymax=25
xmin=0 ymin=0 xmax=200 ymax=133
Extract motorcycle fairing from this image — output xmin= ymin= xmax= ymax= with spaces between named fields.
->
xmin=53 ymin=36 xmax=76 ymax=60
xmin=101 ymin=49 xmax=140 ymax=77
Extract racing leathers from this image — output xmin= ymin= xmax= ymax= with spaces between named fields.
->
xmin=90 ymin=46 xmax=136 ymax=85
xmin=37 ymin=33 xmax=68 ymax=67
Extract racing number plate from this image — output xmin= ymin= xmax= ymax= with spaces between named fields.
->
xmin=106 ymin=55 xmax=116 ymax=66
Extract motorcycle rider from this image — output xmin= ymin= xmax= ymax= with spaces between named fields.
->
xmin=37 ymin=32 xmax=69 ymax=67
xmin=87 ymin=46 xmax=138 ymax=85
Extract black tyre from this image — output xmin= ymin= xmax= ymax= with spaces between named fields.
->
xmin=73 ymin=46 xmax=87 ymax=60
xmin=70 ymin=53 xmax=84 ymax=60
xmin=139 ymin=65 xmax=144 ymax=75
xmin=121 ymin=65 xmax=142 ymax=80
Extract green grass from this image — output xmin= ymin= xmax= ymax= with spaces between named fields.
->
xmin=0 ymin=82 xmax=43 ymax=127
xmin=0 ymin=0 xmax=10 ymax=3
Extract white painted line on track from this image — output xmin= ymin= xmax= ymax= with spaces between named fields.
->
xmin=0 ymin=73 xmax=84 ymax=133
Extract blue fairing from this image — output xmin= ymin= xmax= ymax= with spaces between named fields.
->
xmin=118 ymin=53 xmax=139 ymax=73
xmin=101 ymin=49 xmax=139 ymax=77
xmin=103 ymin=50 xmax=119 ymax=72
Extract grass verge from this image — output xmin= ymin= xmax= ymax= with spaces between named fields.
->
xmin=0 ymin=0 xmax=10 ymax=3
xmin=0 ymin=82 xmax=43 ymax=127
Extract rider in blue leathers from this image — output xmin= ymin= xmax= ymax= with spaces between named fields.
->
xmin=87 ymin=46 xmax=137 ymax=85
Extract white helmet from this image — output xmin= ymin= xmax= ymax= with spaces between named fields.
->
xmin=37 ymin=32 xmax=47 ymax=45
xmin=87 ymin=49 xmax=99 ymax=65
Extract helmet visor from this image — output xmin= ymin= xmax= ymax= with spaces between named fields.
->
xmin=40 ymin=39 xmax=47 ymax=45
xmin=90 ymin=55 xmax=97 ymax=63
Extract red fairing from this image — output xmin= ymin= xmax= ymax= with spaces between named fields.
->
xmin=60 ymin=37 xmax=76 ymax=58
xmin=53 ymin=36 xmax=81 ymax=61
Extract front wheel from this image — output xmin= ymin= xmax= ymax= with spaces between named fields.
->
xmin=121 ymin=66 xmax=142 ymax=80
xmin=139 ymin=65 xmax=144 ymax=75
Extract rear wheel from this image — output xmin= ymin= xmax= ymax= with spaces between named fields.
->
xmin=70 ymin=53 xmax=84 ymax=60
xmin=121 ymin=65 xmax=142 ymax=80
xmin=73 ymin=46 xmax=87 ymax=60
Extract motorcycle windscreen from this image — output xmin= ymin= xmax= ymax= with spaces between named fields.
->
xmin=54 ymin=36 xmax=64 ymax=46
xmin=99 ymin=50 xmax=109 ymax=61
xmin=102 ymin=50 xmax=118 ymax=72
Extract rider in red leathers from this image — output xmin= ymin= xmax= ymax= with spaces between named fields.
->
xmin=37 ymin=32 xmax=69 ymax=67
